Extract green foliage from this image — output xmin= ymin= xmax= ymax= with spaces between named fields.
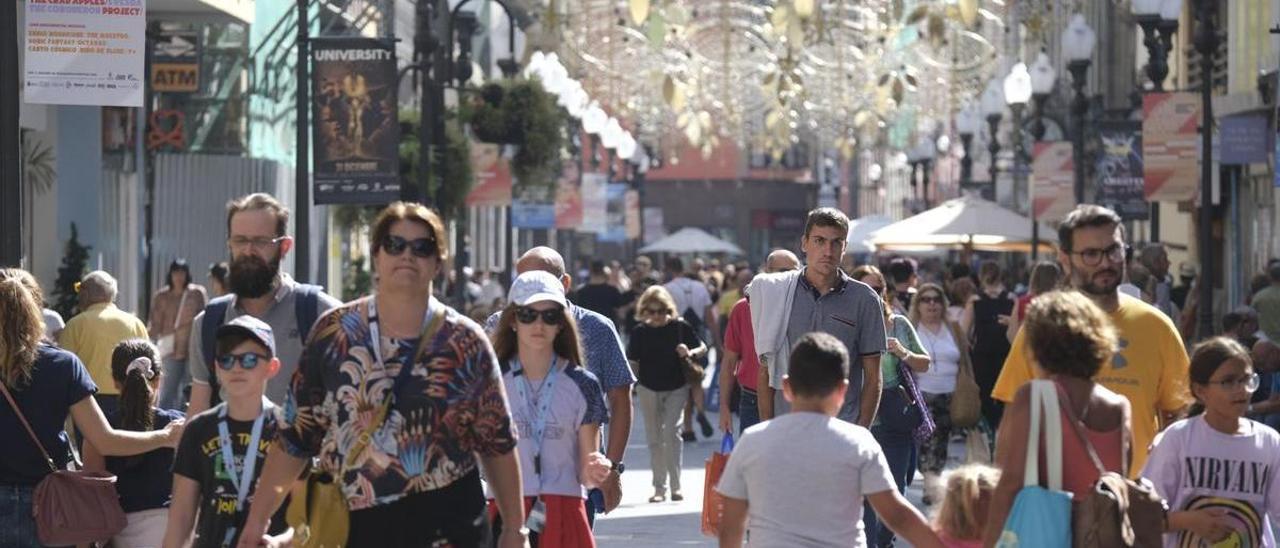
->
xmin=400 ymin=109 xmax=473 ymax=220
xmin=22 ymin=130 xmax=56 ymax=195
xmin=342 ymin=255 xmax=373 ymax=301
xmin=52 ymin=223 xmax=91 ymax=319
xmin=459 ymin=78 xmax=565 ymax=188
xmin=332 ymin=204 xmax=380 ymax=232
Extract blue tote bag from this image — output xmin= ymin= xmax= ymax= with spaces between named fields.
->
xmin=996 ymin=380 xmax=1074 ymax=548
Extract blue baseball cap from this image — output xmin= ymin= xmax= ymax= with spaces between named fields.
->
xmin=215 ymin=315 xmax=277 ymax=357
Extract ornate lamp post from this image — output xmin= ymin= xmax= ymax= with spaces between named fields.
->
xmin=1029 ymin=52 xmax=1058 ymax=141
xmin=1194 ymin=0 xmax=1217 ymax=340
xmin=980 ymin=77 xmax=1006 ymax=189
xmin=955 ymin=102 xmax=981 ymax=188
xmin=1005 ymin=63 xmax=1037 ymax=259
xmin=1132 ymin=0 xmax=1183 ymax=91
xmin=1062 ymin=14 xmax=1097 ymax=204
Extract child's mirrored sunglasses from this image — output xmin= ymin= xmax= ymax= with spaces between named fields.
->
xmin=215 ymin=352 xmax=270 ymax=371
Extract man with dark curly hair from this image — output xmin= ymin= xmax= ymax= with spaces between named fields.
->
xmin=991 ymin=204 xmax=1192 ymax=476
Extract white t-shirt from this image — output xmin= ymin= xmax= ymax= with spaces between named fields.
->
xmin=665 ymin=277 xmax=712 ymax=322
xmin=1142 ymin=415 xmax=1280 ymax=548
xmin=915 ymin=322 xmax=960 ymax=394
xmin=715 ymin=412 xmax=896 ymax=547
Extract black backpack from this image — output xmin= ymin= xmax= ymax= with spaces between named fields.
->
xmin=198 ymin=283 xmax=323 ymax=406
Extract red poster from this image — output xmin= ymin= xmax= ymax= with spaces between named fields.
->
xmin=1031 ymin=142 xmax=1075 ymax=224
xmin=1142 ymin=93 xmax=1200 ymax=202
xmin=465 ymin=142 xmax=513 ymax=207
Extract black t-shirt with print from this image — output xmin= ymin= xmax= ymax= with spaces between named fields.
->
xmin=172 ymin=403 xmax=289 ymax=548
xmin=627 ymin=319 xmax=702 ymax=392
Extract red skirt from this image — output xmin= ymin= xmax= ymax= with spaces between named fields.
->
xmin=487 ymin=494 xmax=595 ymax=548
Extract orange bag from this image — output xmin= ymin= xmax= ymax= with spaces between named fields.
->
xmin=701 ymin=434 xmax=735 ymax=536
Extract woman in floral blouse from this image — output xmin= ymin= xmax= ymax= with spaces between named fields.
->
xmin=237 ymin=202 xmax=527 ymax=548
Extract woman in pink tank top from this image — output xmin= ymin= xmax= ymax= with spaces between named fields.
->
xmin=983 ymin=291 xmax=1133 ymax=545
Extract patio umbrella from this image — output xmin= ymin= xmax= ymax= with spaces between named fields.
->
xmin=639 ymin=227 xmax=744 ymax=255
xmin=846 ymin=215 xmax=895 ymax=254
xmin=869 ymin=195 xmax=1058 ymax=253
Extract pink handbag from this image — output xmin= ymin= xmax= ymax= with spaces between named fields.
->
xmin=0 ymin=381 xmax=127 ymax=546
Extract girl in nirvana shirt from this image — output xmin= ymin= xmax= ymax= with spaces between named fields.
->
xmin=1143 ymin=337 xmax=1280 ymax=547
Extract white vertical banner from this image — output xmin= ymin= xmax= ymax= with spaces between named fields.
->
xmin=24 ymin=0 xmax=145 ymax=106
xmin=581 ymin=173 xmax=608 ymax=234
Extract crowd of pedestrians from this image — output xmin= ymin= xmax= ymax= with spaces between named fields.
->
xmin=4 ymin=195 xmax=1280 ymax=548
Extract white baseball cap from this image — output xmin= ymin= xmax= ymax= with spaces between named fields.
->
xmin=507 ymin=271 xmax=567 ymax=307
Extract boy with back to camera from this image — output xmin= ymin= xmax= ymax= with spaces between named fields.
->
xmin=716 ymin=332 xmax=943 ymax=548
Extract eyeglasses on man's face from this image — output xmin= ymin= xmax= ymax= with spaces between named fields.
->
xmin=1071 ymin=242 xmax=1129 ymax=267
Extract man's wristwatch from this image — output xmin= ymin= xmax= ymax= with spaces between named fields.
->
xmin=611 ymin=461 xmax=626 ymax=475
xmin=504 ymin=526 xmax=531 ymax=537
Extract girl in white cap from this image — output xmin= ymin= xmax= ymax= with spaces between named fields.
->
xmin=488 ymin=270 xmax=612 ymax=547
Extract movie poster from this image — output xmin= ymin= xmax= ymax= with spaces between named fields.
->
xmin=1096 ymin=121 xmax=1148 ymax=221
xmin=311 ymin=38 xmax=400 ymax=204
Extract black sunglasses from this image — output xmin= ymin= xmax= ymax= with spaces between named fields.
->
xmin=919 ymin=296 xmax=944 ymax=304
xmin=382 ymin=235 xmax=437 ymax=259
xmin=515 ymin=306 xmax=564 ymax=325
xmin=215 ymin=352 xmax=269 ymax=371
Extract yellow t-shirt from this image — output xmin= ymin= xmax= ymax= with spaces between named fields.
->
xmin=991 ymin=294 xmax=1191 ymax=475
xmin=59 ymin=303 xmax=150 ymax=396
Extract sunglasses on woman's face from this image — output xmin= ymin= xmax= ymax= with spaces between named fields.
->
xmin=515 ymin=306 xmax=563 ymax=325
xmin=382 ymin=235 xmax=437 ymax=258
xmin=215 ymin=352 xmax=269 ymax=371
xmin=642 ymin=307 xmax=667 ymax=316
xmin=919 ymin=295 xmax=944 ymax=305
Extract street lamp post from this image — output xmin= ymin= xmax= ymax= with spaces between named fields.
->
xmin=1005 ymin=62 xmax=1037 ymax=259
xmin=1029 ymin=52 xmax=1058 ymax=142
xmin=1194 ymin=0 xmax=1217 ymax=340
xmin=1132 ymin=0 xmax=1184 ymax=91
xmin=956 ymin=102 xmax=980 ymax=188
xmin=981 ymin=77 xmax=1006 ymax=193
xmin=1063 ymin=14 xmax=1097 ymax=204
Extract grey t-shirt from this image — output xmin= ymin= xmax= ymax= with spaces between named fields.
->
xmin=187 ymin=273 xmax=341 ymax=405
xmin=785 ymin=270 xmax=887 ymax=423
xmin=716 ymin=412 xmax=896 ymax=547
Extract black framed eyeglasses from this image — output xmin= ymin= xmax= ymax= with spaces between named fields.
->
xmin=1072 ymin=243 xmax=1128 ymax=267
xmin=228 ymin=236 xmax=286 ymax=251
xmin=382 ymin=235 xmax=437 ymax=259
xmin=215 ymin=352 xmax=269 ymax=371
xmin=1203 ymin=373 xmax=1260 ymax=393
xmin=515 ymin=306 xmax=563 ymax=325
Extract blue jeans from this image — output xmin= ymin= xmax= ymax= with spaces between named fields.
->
xmin=737 ymin=388 xmax=760 ymax=436
xmin=862 ymin=425 xmax=915 ymax=548
xmin=157 ymin=357 xmax=189 ymax=412
xmin=0 ymin=484 xmax=41 ymax=548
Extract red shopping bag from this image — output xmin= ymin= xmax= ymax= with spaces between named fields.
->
xmin=701 ymin=434 xmax=734 ymax=536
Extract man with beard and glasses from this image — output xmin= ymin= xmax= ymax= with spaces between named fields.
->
xmin=991 ymin=204 xmax=1191 ymax=475
xmin=184 ymin=193 xmax=342 ymax=418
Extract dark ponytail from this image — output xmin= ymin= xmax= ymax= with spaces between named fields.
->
xmin=110 ymin=339 xmax=161 ymax=431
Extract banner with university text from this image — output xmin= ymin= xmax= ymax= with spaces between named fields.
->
xmin=311 ymin=38 xmax=401 ymax=204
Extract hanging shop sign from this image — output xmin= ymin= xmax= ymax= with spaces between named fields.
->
xmin=24 ymin=0 xmax=145 ymax=106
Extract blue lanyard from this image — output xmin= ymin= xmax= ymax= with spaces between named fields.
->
xmin=367 ymin=295 xmax=437 ymax=391
xmin=511 ymin=357 xmax=561 ymax=476
xmin=217 ymin=397 xmax=270 ymax=511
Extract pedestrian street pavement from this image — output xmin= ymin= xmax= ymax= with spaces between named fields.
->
xmin=593 ymin=402 xmax=935 ymax=547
